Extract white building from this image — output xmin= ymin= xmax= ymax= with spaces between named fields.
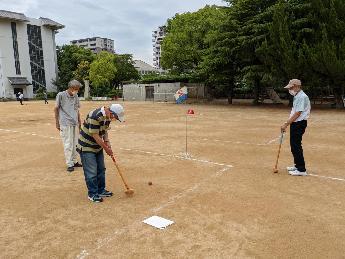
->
xmin=70 ymin=37 xmax=114 ymax=54
xmin=0 ymin=10 xmax=63 ymax=99
xmin=152 ymin=25 xmax=166 ymax=68
xmin=133 ymin=59 xmax=163 ymax=76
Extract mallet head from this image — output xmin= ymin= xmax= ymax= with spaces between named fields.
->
xmin=125 ymin=189 xmax=134 ymax=196
xmin=273 ymin=168 xmax=278 ymax=173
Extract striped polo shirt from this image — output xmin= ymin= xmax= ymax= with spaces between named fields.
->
xmin=77 ymin=107 xmax=111 ymax=153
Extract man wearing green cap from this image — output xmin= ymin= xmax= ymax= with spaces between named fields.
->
xmin=77 ymin=104 xmax=125 ymax=203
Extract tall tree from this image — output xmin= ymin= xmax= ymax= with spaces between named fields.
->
xmin=112 ymin=54 xmax=140 ymax=88
xmin=73 ymin=61 xmax=91 ymax=82
xmin=56 ymin=45 xmax=95 ymax=91
xmin=307 ymin=0 xmax=345 ymax=107
xmin=227 ymin=0 xmax=278 ymax=104
xmin=161 ymin=5 xmax=224 ymax=74
xmin=196 ymin=5 xmax=238 ymax=103
xmin=89 ymin=51 xmax=117 ymax=96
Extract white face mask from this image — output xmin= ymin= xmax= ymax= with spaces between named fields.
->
xmin=289 ymin=89 xmax=297 ymax=96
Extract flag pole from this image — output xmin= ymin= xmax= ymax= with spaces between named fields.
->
xmin=185 ymin=113 xmax=188 ymax=156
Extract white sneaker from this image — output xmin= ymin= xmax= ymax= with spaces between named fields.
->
xmin=289 ymin=170 xmax=307 ymax=176
xmin=287 ymin=166 xmax=297 ymax=171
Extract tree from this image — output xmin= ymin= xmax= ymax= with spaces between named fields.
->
xmin=56 ymin=45 xmax=95 ymax=91
xmin=196 ymin=5 xmax=238 ymax=103
xmin=89 ymin=51 xmax=117 ymax=96
xmin=306 ymin=0 xmax=345 ymax=107
xmin=161 ymin=5 xmax=224 ymax=74
xmin=112 ymin=54 xmax=139 ymax=88
xmin=73 ymin=61 xmax=91 ymax=82
xmin=227 ymin=0 xmax=278 ymax=104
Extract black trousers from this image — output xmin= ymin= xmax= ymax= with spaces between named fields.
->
xmin=19 ymin=99 xmax=23 ymax=105
xmin=290 ymin=120 xmax=307 ymax=172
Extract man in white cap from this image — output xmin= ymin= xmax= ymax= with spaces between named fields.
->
xmin=77 ymin=104 xmax=125 ymax=203
xmin=281 ymin=79 xmax=311 ymax=176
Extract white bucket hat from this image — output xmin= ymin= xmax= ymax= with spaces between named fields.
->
xmin=109 ymin=104 xmax=125 ymax=122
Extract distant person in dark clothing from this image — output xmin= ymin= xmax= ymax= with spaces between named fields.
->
xmin=44 ymin=91 xmax=48 ymax=104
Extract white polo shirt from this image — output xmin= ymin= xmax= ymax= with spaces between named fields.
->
xmin=289 ymin=90 xmax=310 ymax=122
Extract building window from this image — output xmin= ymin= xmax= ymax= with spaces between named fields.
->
xmin=27 ymin=24 xmax=46 ymax=93
xmin=11 ymin=22 xmax=21 ymax=75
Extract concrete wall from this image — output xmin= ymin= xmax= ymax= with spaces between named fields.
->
xmin=123 ymin=82 xmax=182 ymax=102
xmin=123 ymin=82 xmax=206 ymax=102
xmin=0 ymin=20 xmax=16 ymax=98
xmin=123 ymin=83 xmax=146 ymax=101
xmin=0 ymin=48 xmax=3 ymax=97
xmin=184 ymin=83 xmax=205 ymax=99
xmin=153 ymin=82 xmax=181 ymax=102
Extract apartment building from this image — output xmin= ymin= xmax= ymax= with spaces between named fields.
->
xmin=0 ymin=10 xmax=64 ymax=99
xmin=152 ymin=25 xmax=166 ymax=68
xmin=70 ymin=37 xmax=114 ymax=53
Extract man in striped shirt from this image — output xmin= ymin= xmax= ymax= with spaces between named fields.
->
xmin=77 ymin=104 xmax=125 ymax=203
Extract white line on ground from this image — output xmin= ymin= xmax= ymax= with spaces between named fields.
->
xmin=2 ymin=128 xmax=344 ymax=183
xmin=76 ymin=166 xmax=231 ymax=259
xmin=118 ymin=147 xmax=233 ymax=168
xmin=151 ymin=167 xmax=230 ymax=213
xmin=266 ymin=136 xmax=281 ymax=145
xmin=309 ymin=174 xmax=345 ymax=182
xmin=0 ymin=128 xmax=60 ymax=140
xmin=115 ymin=131 xmax=277 ymax=147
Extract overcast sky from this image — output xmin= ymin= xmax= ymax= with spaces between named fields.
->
xmin=0 ymin=0 xmax=226 ymax=65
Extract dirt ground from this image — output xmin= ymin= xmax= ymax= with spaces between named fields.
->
xmin=0 ymin=100 xmax=344 ymax=259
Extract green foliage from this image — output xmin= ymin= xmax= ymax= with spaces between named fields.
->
xmin=112 ymin=54 xmax=140 ymax=88
xmin=139 ymin=73 xmax=191 ymax=84
xmin=89 ymin=51 xmax=117 ymax=95
xmin=34 ymin=87 xmax=45 ymax=100
xmin=47 ymin=92 xmax=57 ymax=99
xmin=106 ymin=88 xmax=123 ymax=98
xmin=56 ymin=45 xmax=95 ymax=91
xmin=73 ymin=61 xmax=91 ymax=82
xmin=161 ymin=5 xmax=225 ymax=74
xmin=56 ymin=45 xmax=139 ymax=97
xmin=159 ymin=0 xmax=345 ymax=107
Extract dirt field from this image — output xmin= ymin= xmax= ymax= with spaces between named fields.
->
xmin=0 ymin=100 xmax=344 ymax=259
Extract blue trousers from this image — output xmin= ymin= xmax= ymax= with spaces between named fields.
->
xmin=80 ymin=150 xmax=106 ymax=197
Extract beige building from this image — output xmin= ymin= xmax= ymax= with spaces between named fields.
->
xmin=134 ymin=60 xmax=163 ymax=76
xmin=0 ymin=10 xmax=64 ymax=99
xmin=70 ymin=37 xmax=114 ymax=53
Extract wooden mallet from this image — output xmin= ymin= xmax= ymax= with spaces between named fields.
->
xmin=111 ymin=155 xmax=134 ymax=196
xmin=273 ymin=132 xmax=285 ymax=173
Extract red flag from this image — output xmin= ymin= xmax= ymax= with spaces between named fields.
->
xmin=187 ymin=109 xmax=195 ymax=115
